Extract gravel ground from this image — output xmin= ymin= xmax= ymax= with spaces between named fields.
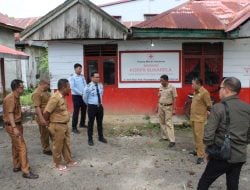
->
xmin=0 ymin=115 xmax=250 ymax=190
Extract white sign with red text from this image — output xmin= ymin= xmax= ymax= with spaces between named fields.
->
xmin=120 ymin=51 xmax=180 ymax=82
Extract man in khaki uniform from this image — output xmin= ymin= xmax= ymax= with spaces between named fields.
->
xmin=3 ymin=79 xmax=38 ymax=179
xmin=190 ymin=78 xmax=212 ymax=164
xmin=158 ymin=75 xmax=177 ymax=148
xmin=44 ymin=79 xmax=78 ymax=171
xmin=32 ymin=80 xmax=52 ymax=155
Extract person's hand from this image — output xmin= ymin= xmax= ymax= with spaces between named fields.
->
xmin=205 ymin=153 xmax=210 ymax=163
xmin=13 ymin=127 xmax=20 ymax=137
xmin=173 ymin=109 xmax=176 ymax=115
xmin=207 ymin=111 xmax=211 ymax=116
xmin=40 ymin=119 xmax=47 ymax=126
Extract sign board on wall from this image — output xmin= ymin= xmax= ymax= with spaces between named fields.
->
xmin=119 ymin=51 xmax=181 ymax=82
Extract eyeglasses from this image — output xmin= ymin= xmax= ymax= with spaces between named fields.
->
xmin=219 ymin=86 xmax=225 ymax=90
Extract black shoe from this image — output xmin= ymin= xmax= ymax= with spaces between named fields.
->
xmin=159 ymin=138 xmax=169 ymax=142
xmin=22 ymin=171 xmax=39 ymax=179
xmin=72 ymin=129 xmax=80 ymax=134
xmin=196 ymin=158 xmax=204 ymax=164
xmin=43 ymin=150 xmax=52 ymax=156
xmin=13 ymin=167 xmax=21 ymax=172
xmin=189 ymin=150 xmax=197 ymax=156
xmin=88 ymin=139 xmax=94 ymax=146
xmin=168 ymin=142 xmax=175 ymax=148
xmin=80 ymin=125 xmax=88 ymax=128
xmin=99 ymin=137 xmax=107 ymax=143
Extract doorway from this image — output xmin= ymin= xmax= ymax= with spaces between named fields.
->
xmin=84 ymin=44 xmax=117 ymax=86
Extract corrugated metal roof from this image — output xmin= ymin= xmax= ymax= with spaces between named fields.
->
xmin=135 ymin=0 xmax=250 ymax=31
xmin=226 ymin=4 xmax=250 ymax=32
xmin=122 ymin=21 xmax=141 ymax=27
xmin=0 ymin=12 xmax=38 ymax=30
xmin=14 ymin=17 xmax=40 ymax=29
xmin=0 ymin=12 xmax=22 ymax=31
xmin=0 ymin=44 xmax=29 ymax=59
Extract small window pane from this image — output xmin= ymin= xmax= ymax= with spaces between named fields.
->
xmin=204 ymin=58 xmax=221 ymax=85
xmin=87 ymin=60 xmax=98 ymax=83
xmin=184 ymin=58 xmax=201 ymax=84
xmin=103 ymin=59 xmax=115 ymax=85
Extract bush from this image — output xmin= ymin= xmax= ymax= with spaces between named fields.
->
xmin=20 ymin=89 xmax=33 ymax=106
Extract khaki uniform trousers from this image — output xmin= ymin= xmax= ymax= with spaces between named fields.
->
xmin=5 ymin=124 xmax=30 ymax=173
xmin=48 ymin=123 xmax=73 ymax=165
xmin=191 ymin=121 xmax=205 ymax=158
xmin=158 ymin=105 xmax=175 ymax=142
xmin=36 ymin=117 xmax=51 ymax=152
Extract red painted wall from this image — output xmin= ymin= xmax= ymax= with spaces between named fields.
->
xmin=67 ymin=87 xmax=250 ymax=115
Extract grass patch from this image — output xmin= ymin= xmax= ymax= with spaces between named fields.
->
xmin=106 ymin=122 xmax=160 ymax=137
xmin=106 ymin=121 xmax=192 ymax=138
xmin=20 ymin=89 xmax=33 ymax=106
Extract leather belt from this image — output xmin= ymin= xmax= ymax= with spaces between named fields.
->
xmin=4 ymin=121 xmax=22 ymax=126
xmin=160 ymin=103 xmax=173 ymax=106
xmin=50 ymin=122 xmax=67 ymax=124
xmin=88 ymin=104 xmax=102 ymax=107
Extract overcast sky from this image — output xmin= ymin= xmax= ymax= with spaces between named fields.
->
xmin=0 ymin=0 xmax=115 ymax=18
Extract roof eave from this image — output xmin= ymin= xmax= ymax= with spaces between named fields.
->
xmin=0 ymin=23 xmax=23 ymax=32
xmin=131 ymin=28 xmax=229 ymax=39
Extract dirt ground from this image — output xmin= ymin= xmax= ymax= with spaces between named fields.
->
xmin=0 ymin=115 xmax=250 ymax=190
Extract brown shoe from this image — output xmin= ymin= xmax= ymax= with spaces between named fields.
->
xmin=22 ymin=171 xmax=39 ymax=179
xmin=13 ymin=167 xmax=21 ymax=172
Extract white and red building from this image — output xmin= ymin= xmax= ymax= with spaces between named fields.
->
xmin=21 ymin=0 xmax=250 ymax=114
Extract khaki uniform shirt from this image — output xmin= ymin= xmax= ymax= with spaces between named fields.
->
xmin=190 ymin=86 xmax=212 ymax=122
xmin=32 ymin=86 xmax=51 ymax=111
xmin=3 ymin=93 xmax=22 ymax=123
xmin=159 ymin=84 xmax=177 ymax=105
xmin=44 ymin=91 xmax=70 ymax=123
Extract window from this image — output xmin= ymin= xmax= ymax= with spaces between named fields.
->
xmin=182 ymin=43 xmax=223 ymax=85
xmin=84 ymin=45 xmax=117 ymax=86
xmin=103 ymin=58 xmax=115 ymax=85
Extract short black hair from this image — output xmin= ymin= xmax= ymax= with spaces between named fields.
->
xmin=11 ymin=79 xmax=23 ymax=91
xmin=57 ymin=79 xmax=69 ymax=90
xmin=223 ymin=77 xmax=241 ymax=94
xmin=91 ymin=71 xmax=98 ymax=77
xmin=160 ymin=75 xmax=168 ymax=81
xmin=192 ymin=77 xmax=203 ymax=85
xmin=74 ymin=63 xmax=82 ymax=69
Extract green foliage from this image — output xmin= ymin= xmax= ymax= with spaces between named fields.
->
xmin=38 ymin=48 xmax=48 ymax=73
xmin=20 ymin=89 xmax=33 ymax=106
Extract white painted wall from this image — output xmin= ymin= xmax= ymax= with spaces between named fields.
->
xmin=48 ymin=42 xmax=83 ymax=89
xmin=4 ymin=58 xmax=18 ymax=90
xmin=224 ymin=38 xmax=250 ymax=88
xmin=101 ymin=0 xmax=188 ymax=22
xmin=0 ymin=27 xmax=18 ymax=91
xmin=118 ymin=39 xmax=182 ymax=88
xmin=48 ymin=38 xmax=250 ymax=90
xmin=239 ymin=20 xmax=250 ymax=37
xmin=0 ymin=27 xmax=15 ymax=48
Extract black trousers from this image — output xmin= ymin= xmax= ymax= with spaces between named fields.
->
xmin=71 ymin=95 xmax=87 ymax=130
xmin=87 ymin=104 xmax=104 ymax=140
xmin=197 ymin=159 xmax=244 ymax=190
